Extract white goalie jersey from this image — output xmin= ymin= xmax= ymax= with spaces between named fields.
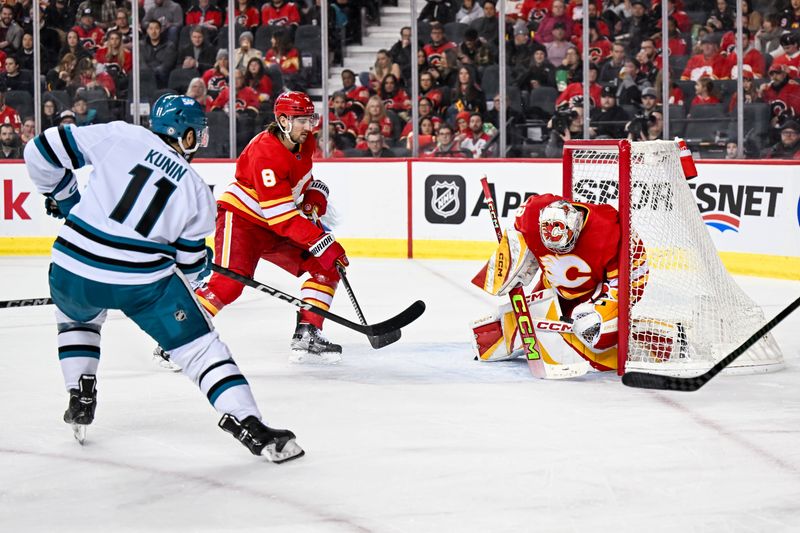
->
xmin=24 ymin=122 xmax=215 ymax=285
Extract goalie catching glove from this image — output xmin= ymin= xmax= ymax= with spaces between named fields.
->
xmin=471 ymin=228 xmax=538 ymax=296
xmin=570 ymin=283 xmax=619 ymax=352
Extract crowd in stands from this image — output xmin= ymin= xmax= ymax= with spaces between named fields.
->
xmin=323 ymin=0 xmax=800 ymax=159
xmin=0 ymin=0 xmax=798 ymax=159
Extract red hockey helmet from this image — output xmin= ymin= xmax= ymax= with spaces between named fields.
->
xmin=274 ymin=91 xmax=318 ymax=124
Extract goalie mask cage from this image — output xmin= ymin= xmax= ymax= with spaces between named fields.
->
xmin=562 ymin=139 xmax=784 ymax=377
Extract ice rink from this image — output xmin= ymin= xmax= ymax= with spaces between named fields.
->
xmin=1 ymin=256 xmax=799 ymax=532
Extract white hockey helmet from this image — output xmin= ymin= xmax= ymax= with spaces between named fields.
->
xmin=539 ymin=200 xmax=584 ymax=253
xmin=471 ymin=229 xmax=538 ymax=296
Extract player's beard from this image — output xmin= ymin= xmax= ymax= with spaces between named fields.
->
xmin=291 ymin=129 xmax=308 ymax=145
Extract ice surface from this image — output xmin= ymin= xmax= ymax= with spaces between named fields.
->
xmin=1 ymin=257 xmax=799 ymax=532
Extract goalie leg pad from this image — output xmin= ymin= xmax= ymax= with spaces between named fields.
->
xmin=470 ymin=305 xmax=523 ymax=362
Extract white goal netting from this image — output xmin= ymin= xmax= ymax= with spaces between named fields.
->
xmin=565 ymin=140 xmax=783 ymax=377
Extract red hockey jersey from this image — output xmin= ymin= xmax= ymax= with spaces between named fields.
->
xmin=218 ymin=131 xmax=322 ymax=246
xmin=261 ymin=2 xmax=301 ymax=26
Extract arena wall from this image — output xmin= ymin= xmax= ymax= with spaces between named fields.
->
xmin=2 ymin=159 xmax=798 ymax=280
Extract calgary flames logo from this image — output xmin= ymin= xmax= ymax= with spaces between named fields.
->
xmin=541 ymin=220 xmax=570 ymax=247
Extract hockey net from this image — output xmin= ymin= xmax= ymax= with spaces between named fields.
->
xmin=562 ymin=139 xmax=783 ymax=377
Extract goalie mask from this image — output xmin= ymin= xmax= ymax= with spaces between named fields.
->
xmin=471 ymin=229 xmax=538 ymax=296
xmin=539 ymin=200 xmax=584 ymax=254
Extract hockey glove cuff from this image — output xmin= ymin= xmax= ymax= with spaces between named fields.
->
xmin=185 ymin=246 xmax=214 ymax=288
xmin=45 ymin=170 xmax=80 ymax=219
xmin=309 ymin=232 xmax=348 ymax=271
xmin=301 ymin=179 xmax=329 ymax=218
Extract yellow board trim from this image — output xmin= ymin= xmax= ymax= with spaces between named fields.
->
xmin=1 ymin=237 xmax=797 ymax=279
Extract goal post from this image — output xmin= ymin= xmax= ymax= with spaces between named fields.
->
xmin=562 ymin=139 xmax=784 ymax=377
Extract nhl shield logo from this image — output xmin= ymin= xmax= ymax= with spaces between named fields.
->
xmin=425 ymin=175 xmax=466 ymax=224
xmin=174 ymin=309 xmax=187 ymax=322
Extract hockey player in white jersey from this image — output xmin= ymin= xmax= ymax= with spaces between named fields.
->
xmin=23 ymin=95 xmax=304 ymax=463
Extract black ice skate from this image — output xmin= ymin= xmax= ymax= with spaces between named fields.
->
xmin=219 ymin=414 xmax=305 ymax=463
xmin=153 ymin=345 xmax=182 ymax=372
xmin=63 ymin=374 xmax=97 ymax=445
xmin=289 ymin=323 xmax=342 ymax=364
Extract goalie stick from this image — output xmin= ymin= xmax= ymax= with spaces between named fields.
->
xmin=0 ymin=297 xmax=53 ymax=308
xmin=479 ymin=177 xmax=589 ymax=380
xmin=622 ymin=296 xmax=800 ymax=391
xmin=312 ymin=210 xmax=401 ymax=349
xmin=211 ymin=264 xmax=425 ymax=338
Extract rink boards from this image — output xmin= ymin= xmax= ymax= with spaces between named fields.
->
xmin=1 ymin=159 xmax=798 ymax=279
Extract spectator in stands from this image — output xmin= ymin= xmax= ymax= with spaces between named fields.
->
xmin=470 ymin=0 xmax=499 ymax=43
xmin=389 ymin=26 xmax=414 ymax=85
xmin=107 ymin=8 xmax=135 ymax=50
xmin=42 ymin=97 xmax=60 ymax=128
xmin=722 ymin=28 xmax=765 ymax=79
xmin=424 ymin=22 xmax=457 ymax=69
xmin=636 ymin=38 xmax=661 ymax=86
xmin=682 ymin=34 xmax=729 ymax=81
xmin=96 ymin=30 xmax=132 ymax=74
xmin=142 ymin=20 xmax=178 ymax=89
xmin=545 ymin=21 xmax=573 ymax=67
xmin=264 ymin=29 xmax=300 ymax=86
xmin=554 ymin=46 xmax=581 ymax=91
xmin=418 ymin=0 xmax=455 ymax=24
xmin=313 ymin=128 xmax=345 ymax=159
xmin=46 ymin=53 xmax=78 ymax=91
xmin=590 ymin=84 xmax=629 ymax=138
xmin=179 ymin=26 xmax=216 ymax=74
xmin=354 ymin=120 xmax=381 ymax=150
xmin=358 ymin=96 xmax=394 ymax=144
xmin=692 ymin=77 xmax=721 ymax=107
xmin=454 ymin=109 xmax=470 ymax=140
xmin=417 ymin=97 xmax=444 ymax=130
xmin=419 ymin=70 xmax=448 ymax=113
xmin=185 ymin=0 xmax=223 ymax=41
xmin=186 ymin=76 xmax=213 ymax=111
xmin=458 ymin=27 xmax=495 ymax=68
xmin=362 ymin=132 xmax=394 ymax=157
xmin=203 ymin=48 xmax=229 ymax=98
xmin=0 ymin=5 xmax=22 ymax=55
xmin=766 ymin=119 xmax=800 ymax=158
xmin=143 ymin=0 xmax=183 ymax=44
xmin=508 ymin=25 xmax=543 ymax=80
xmin=599 ymin=42 xmax=626 ymax=84
xmin=45 ymin=0 xmax=75 ymax=33
xmin=210 ymin=68 xmax=260 ymax=115
xmin=455 ymin=0 xmax=482 ymax=25
xmin=621 ymin=0 xmax=653 ymax=53
xmin=427 ymin=123 xmax=467 ymax=157
xmin=71 ymin=94 xmax=97 ymax=126
xmin=705 ymin=0 xmax=735 ymax=34
xmin=556 ymin=63 xmax=603 ymax=108
xmin=76 ymin=0 xmax=117 ymax=30
xmin=403 ymin=116 xmax=437 ymax=152
xmin=71 ymin=56 xmax=116 ymax=98
xmin=578 ymin=21 xmax=612 ymax=64
xmin=640 ymin=86 xmax=660 ymax=114
xmin=18 ymin=116 xmax=34 ymax=146
xmin=0 ymin=92 xmax=21 ymax=132
xmin=1 ymin=56 xmax=34 ymax=94
xmin=755 ymin=14 xmax=783 ymax=56
xmin=658 ymin=0 xmax=691 ymax=34
xmin=60 ymin=29 xmax=92 ymax=62
xmin=230 ymin=0 xmax=260 ymax=29
xmin=433 ymin=48 xmax=460 ymax=88
xmin=545 ymin=104 xmax=583 ymax=156
xmin=57 ymin=109 xmax=77 ymax=125
xmin=369 ymin=49 xmax=400 ymax=91
xmin=379 ymin=74 xmax=411 ymax=120
xmin=725 ymin=139 xmax=739 ymax=159
xmin=341 ymin=68 xmax=370 ymax=115
xmin=770 ymin=33 xmax=800 ymax=79
xmin=535 ymin=0 xmax=571 ymax=44
xmin=760 ymin=64 xmax=800 ymax=120
xmin=329 ymin=91 xmax=358 ymax=148
xmin=72 ymin=8 xmax=105 ymax=53
xmin=244 ymin=57 xmax=273 ymax=103
xmin=262 ymin=0 xmax=301 ymax=27
xmin=615 ymin=58 xmax=643 ymax=105
xmin=518 ymin=48 xmax=556 ymax=90
xmin=778 ymin=0 xmax=800 ymax=31
xmin=450 ymin=66 xmax=486 ymax=117
xmin=459 ymin=112 xmax=495 ymax=158
xmin=15 ymin=33 xmax=34 ymax=71
xmin=658 ymin=16 xmax=689 ymax=57
xmin=728 ymin=66 xmax=760 ymax=112
xmin=0 ymin=123 xmax=20 ymax=158
xmin=233 ymin=31 xmax=262 ymax=71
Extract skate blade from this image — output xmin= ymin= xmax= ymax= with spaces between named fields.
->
xmin=289 ymin=349 xmax=342 ymax=365
xmin=71 ymin=423 xmax=87 ymax=445
xmin=263 ymin=439 xmax=305 ymax=464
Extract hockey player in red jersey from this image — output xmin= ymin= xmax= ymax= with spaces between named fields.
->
xmin=197 ymin=91 xmax=349 ymax=363
xmin=471 ymin=194 xmax=648 ymax=371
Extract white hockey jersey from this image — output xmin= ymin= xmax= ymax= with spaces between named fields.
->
xmin=24 ymin=122 xmax=215 ymax=285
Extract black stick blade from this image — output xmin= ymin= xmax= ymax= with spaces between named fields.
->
xmin=368 ymin=330 xmax=402 ymax=349
xmin=364 ymin=300 xmax=426 ymax=337
xmin=622 ymin=371 xmax=704 ymax=391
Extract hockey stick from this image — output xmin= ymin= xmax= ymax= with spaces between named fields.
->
xmin=211 ymin=264 xmax=425 ymax=337
xmin=479 ymin=177 xmax=589 ymax=380
xmin=622 ymin=296 xmax=800 ymax=391
xmin=311 ymin=211 xmax=401 ymax=349
xmin=0 ymin=297 xmax=53 ymax=308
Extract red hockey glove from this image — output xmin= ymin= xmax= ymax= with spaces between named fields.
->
xmin=301 ymin=179 xmax=329 ymax=218
xmin=309 ymin=232 xmax=349 ymax=271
